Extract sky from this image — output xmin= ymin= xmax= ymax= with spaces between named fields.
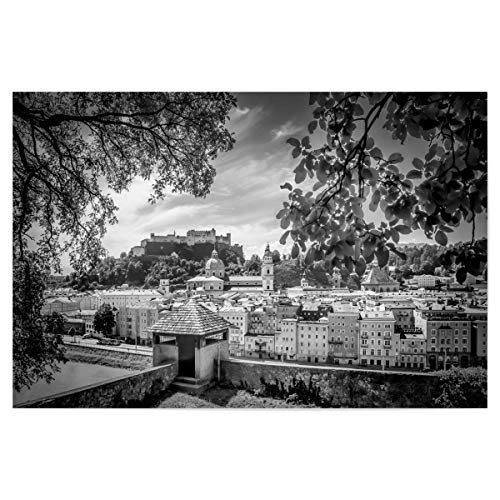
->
xmin=64 ymin=92 xmax=487 ymax=271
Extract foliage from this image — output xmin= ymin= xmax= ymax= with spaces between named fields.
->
xmin=433 ymin=367 xmax=487 ymax=408
xmin=243 ymin=254 xmax=262 ymax=275
xmin=93 ymin=303 xmax=116 ymax=337
xmin=145 ymin=254 xmax=202 ymax=287
xmin=271 ymin=249 xmax=281 ymax=263
xmin=277 ymin=93 xmax=487 ymax=283
xmin=274 ymin=259 xmax=331 ymax=288
xmin=226 ymin=390 xmax=310 ymax=408
xmin=13 ymin=253 xmax=66 ymax=391
xmin=13 ymin=92 xmax=236 ymax=387
xmin=44 ymin=312 xmax=66 ymax=338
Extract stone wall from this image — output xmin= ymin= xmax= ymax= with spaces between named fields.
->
xmin=65 ymin=344 xmax=152 ymax=371
xmin=220 ymin=359 xmax=441 ymax=408
xmin=18 ymin=362 xmax=177 ymax=408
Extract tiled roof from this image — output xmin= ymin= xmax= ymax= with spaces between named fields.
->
xmin=147 ymin=300 xmax=233 ymax=337
xmin=228 ymin=276 xmax=262 ymax=282
xmin=362 ymin=268 xmax=397 ymax=285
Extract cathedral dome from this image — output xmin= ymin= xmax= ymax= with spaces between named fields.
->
xmin=205 ymin=249 xmax=225 ymax=271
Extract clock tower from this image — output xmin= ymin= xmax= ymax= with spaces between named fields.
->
xmin=261 ymin=243 xmax=274 ymax=293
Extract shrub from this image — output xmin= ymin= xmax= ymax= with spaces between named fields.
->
xmin=433 ymin=367 xmax=487 ymax=408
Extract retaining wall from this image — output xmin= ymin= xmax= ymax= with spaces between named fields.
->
xmin=17 ymin=362 xmax=177 ymax=408
xmin=221 ymin=359 xmax=441 ymax=407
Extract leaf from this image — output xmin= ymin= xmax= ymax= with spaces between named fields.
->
xmin=412 ymin=158 xmax=424 ymax=170
xmin=280 ymin=182 xmax=293 ymax=191
xmin=435 ymin=230 xmax=448 ymax=246
xmin=304 ymin=247 xmax=315 ymax=266
xmin=308 ymin=120 xmax=318 ymax=134
xmin=276 ymin=208 xmax=287 ymax=219
xmin=456 ymin=266 xmax=467 ymax=284
xmin=301 ymin=136 xmax=311 ymax=149
xmin=279 ymin=231 xmax=290 ymax=245
xmin=353 ymin=104 xmax=364 ymax=116
xmin=355 ymin=258 xmax=366 ymax=277
xmin=370 ymin=147 xmax=383 ymax=159
xmin=394 ymin=225 xmax=411 ymax=234
xmin=294 ymin=165 xmax=306 ymax=184
xmin=425 ymin=143 xmax=438 ymax=162
xmin=291 ymin=243 xmax=299 ymax=259
xmin=375 ymin=246 xmax=390 ymax=268
xmin=292 ymin=147 xmax=301 ymax=158
xmin=390 ymin=228 xmax=400 ymax=243
xmin=388 ymin=152 xmax=403 ymax=163
xmin=286 ymin=138 xmax=300 ymax=147
xmin=407 ymin=169 xmax=423 ymax=180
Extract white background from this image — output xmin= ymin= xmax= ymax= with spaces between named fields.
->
xmin=0 ymin=1 xmax=498 ymax=499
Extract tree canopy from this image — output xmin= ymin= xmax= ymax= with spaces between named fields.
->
xmin=277 ymin=93 xmax=487 ymax=283
xmin=93 ymin=304 xmax=116 ymax=337
xmin=13 ymin=92 xmax=236 ymax=389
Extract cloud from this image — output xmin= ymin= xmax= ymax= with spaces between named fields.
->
xmin=228 ymin=105 xmax=266 ymax=142
xmin=270 ymin=120 xmax=303 ymax=141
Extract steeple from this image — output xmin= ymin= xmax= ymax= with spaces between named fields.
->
xmin=261 ymin=242 xmax=274 ymax=293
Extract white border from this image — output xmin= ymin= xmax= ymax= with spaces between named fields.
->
xmin=1 ymin=1 xmax=498 ymax=499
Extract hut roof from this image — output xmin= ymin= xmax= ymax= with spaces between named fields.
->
xmin=147 ymin=300 xmax=233 ymax=337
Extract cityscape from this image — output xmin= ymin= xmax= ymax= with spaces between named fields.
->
xmin=6 ymin=6 xmax=497 ymax=500
xmin=13 ymin=92 xmax=487 ymax=409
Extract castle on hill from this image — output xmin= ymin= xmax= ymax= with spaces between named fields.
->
xmin=131 ymin=228 xmax=233 ymax=257
xmin=186 ymin=244 xmax=274 ymax=297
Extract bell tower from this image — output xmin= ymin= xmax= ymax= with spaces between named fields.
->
xmin=261 ymin=243 xmax=274 ymax=293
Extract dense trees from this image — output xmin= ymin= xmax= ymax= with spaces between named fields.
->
xmin=433 ymin=367 xmax=487 ymax=408
xmin=277 ymin=93 xmax=487 ymax=283
xmin=13 ymin=254 xmax=66 ymax=391
xmin=13 ymin=92 xmax=236 ymax=389
xmin=93 ymin=304 xmax=116 ymax=337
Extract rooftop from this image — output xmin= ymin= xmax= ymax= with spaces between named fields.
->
xmin=147 ymin=300 xmax=233 ymax=337
xmin=362 ymin=268 xmax=397 ymax=285
xmin=228 ymin=276 xmax=263 ymax=282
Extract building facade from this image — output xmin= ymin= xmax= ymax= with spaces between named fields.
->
xmin=297 ymin=318 xmax=329 ymax=364
xmin=327 ymin=304 xmax=359 ymax=365
xmin=359 ymin=311 xmax=396 ymax=367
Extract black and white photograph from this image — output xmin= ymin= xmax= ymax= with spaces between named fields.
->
xmin=2 ymin=2 xmax=498 ymax=500
xmin=12 ymin=91 xmax=488 ymax=409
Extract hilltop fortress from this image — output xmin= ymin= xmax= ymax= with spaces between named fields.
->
xmin=131 ymin=229 xmax=239 ymax=257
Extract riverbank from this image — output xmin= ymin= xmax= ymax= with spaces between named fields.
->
xmin=64 ymin=344 xmax=152 ymax=371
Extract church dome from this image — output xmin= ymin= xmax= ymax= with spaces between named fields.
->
xmin=205 ymin=249 xmax=225 ymax=271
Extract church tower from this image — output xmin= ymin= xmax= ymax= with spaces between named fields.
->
xmin=261 ymin=243 xmax=274 ymax=293
xmin=301 ymin=272 xmax=309 ymax=288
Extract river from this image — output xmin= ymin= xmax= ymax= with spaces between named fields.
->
xmin=14 ymin=361 xmax=135 ymax=406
